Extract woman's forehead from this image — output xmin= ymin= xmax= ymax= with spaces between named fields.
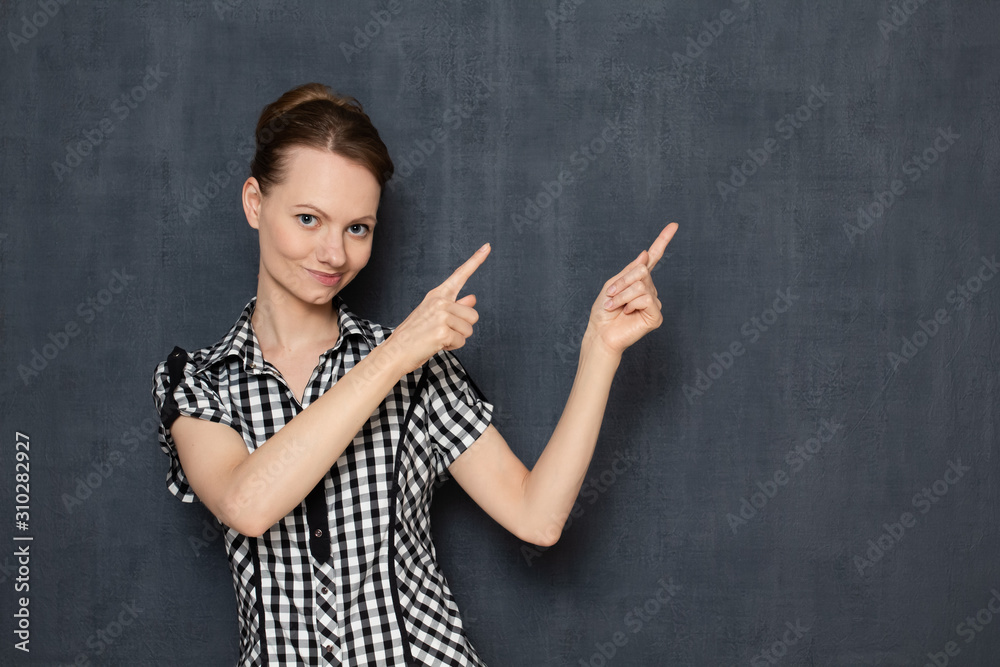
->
xmin=276 ymin=146 xmax=381 ymax=211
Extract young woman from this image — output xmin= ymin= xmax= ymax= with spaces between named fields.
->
xmin=152 ymin=82 xmax=677 ymax=666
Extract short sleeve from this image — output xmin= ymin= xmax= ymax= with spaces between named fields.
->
xmin=151 ymin=349 xmax=236 ymax=503
xmin=423 ymin=349 xmax=495 ymax=479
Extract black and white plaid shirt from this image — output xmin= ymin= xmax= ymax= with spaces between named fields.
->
xmin=151 ymin=293 xmax=495 ymax=666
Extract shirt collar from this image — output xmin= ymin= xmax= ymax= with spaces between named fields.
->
xmin=193 ymin=293 xmax=377 ymax=374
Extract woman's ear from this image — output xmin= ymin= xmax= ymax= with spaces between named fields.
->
xmin=243 ymin=177 xmax=263 ymax=230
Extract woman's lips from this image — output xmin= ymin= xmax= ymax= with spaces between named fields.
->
xmin=306 ymin=269 xmax=342 ymax=286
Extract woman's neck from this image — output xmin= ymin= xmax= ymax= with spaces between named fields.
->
xmin=250 ymin=286 xmax=341 ymax=357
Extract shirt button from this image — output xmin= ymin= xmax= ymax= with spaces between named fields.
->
xmin=321 ymin=586 xmax=328 ymax=594
xmin=324 ymin=643 xmax=334 ymax=654
xmin=314 ymin=528 xmax=323 ymax=537
xmin=247 ymin=362 xmax=256 ymax=369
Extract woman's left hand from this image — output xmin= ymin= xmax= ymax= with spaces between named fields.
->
xmin=584 ymin=223 xmax=679 ymax=356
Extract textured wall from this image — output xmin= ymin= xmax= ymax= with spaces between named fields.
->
xmin=1 ymin=1 xmax=999 ymax=665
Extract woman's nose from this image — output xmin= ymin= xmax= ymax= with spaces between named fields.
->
xmin=315 ymin=231 xmax=344 ymax=265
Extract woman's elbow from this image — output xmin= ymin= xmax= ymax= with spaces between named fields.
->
xmin=234 ymin=520 xmax=267 ymax=539
xmin=518 ymin=518 xmax=563 ymax=548
xmin=212 ymin=492 xmax=270 ymax=538
xmin=225 ymin=514 xmax=271 ymax=539
xmin=532 ymin=533 xmax=560 ymax=548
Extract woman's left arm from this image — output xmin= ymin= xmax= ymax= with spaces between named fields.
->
xmin=449 ymin=223 xmax=678 ymax=547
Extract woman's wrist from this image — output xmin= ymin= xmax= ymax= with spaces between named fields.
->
xmin=356 ymin=337 xmax=410 ymax=387
xmin=581 ymin=326 xmax=623 ymax=365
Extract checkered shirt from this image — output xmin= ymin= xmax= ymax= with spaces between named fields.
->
xmin=150 ymin=293 xmax=494 ymax=666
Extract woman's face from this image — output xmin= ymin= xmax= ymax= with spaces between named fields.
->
xmin=243 ymin=145 xmax=382 ymax=306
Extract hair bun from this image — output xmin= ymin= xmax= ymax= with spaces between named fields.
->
xmin=250 ymin=82 xmax=393 ymax=192
xmin=256 ymin=83 xmax=370 ymax=140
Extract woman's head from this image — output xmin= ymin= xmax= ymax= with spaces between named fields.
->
xmin=250 ymin=82 xmax=394 ymax=193
xmin=242 ymin=84 xmax=393 ymax=306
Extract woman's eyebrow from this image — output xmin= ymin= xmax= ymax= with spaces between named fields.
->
xmin=292 ymin=202 xmax=330 ymax=217
xmin=292 ymin=203 xmax=377 ymax=224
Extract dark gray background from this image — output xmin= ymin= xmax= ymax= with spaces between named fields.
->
xmin=1 ymin=1 xmax=998 ymax=665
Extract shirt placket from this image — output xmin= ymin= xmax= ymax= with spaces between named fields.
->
xmin=310 ymin=352 xmax=345 ymax=663
xmin=315 ymin=566 xmax=340 ymax=662
xmin=304 ymin=476 xmax=339 ymax=662
xmin=249 ymin=343 xmax=346 ymax=663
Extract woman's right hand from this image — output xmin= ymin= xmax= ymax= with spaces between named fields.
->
xmin=383 ymin=242 xmax=492 ymax=376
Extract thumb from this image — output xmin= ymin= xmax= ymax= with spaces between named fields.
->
xmin=456 ymin=294 xmax=477 ymax=307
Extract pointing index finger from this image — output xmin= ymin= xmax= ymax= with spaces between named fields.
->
xmin=441 ymin=242 xmax=491 ymax=300
xmin=645 ymin=223 xmax=678 ymax=273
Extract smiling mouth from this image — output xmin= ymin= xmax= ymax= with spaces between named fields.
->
xmin=307 ymin=269 xmax=343 ymax=285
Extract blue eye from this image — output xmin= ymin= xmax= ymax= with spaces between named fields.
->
xmin=297 ymin=214 xmax=371 ymax=237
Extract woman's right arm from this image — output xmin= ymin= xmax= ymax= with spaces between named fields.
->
xmin=170 ymin=242 xmax=492 ymax=538
xmin=170 ymin=338 xmax=408 ymax=537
